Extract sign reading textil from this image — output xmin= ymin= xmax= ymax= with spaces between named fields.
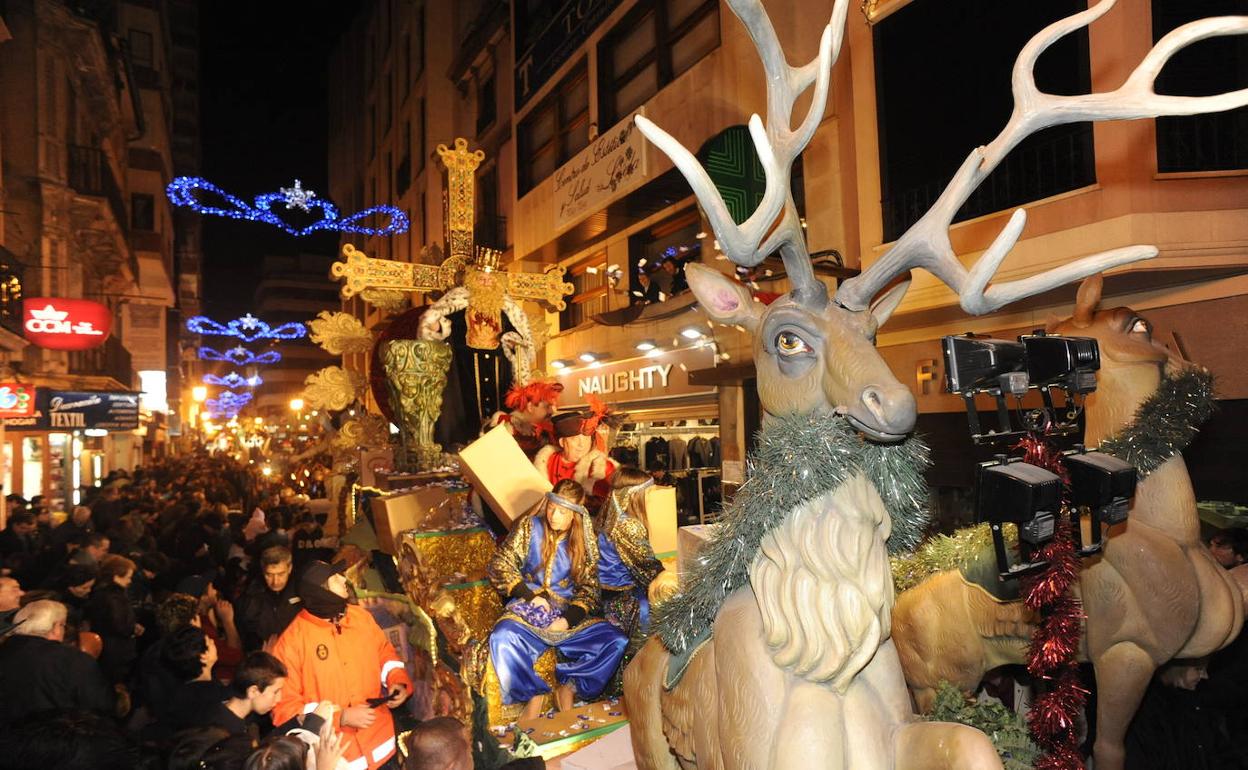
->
xmin=44 ymin=390 xmax=140 ymax=430
xmin=554 ymin=111 xmax=647 ymax=229
xmin=23 ymin=298 xmax=112 ymax=350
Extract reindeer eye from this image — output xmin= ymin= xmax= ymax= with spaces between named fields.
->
xmin=1130 ymin=318 xmax=1150 ymax=335
xmin=775 ymin=330 xmax=812 ymax=356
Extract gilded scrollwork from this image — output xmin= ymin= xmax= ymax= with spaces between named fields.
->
xmin=381 ymin=339 xmax=453 ymax=471
xmin=302 ymin=366 xmax=365 ymax=412
xmin=307 ymin=311 xmax=374 ymax=355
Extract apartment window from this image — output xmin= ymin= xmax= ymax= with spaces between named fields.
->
xmin=128 ymin=29 xmax=154 ymax=68
xmin=476 ymin=165 xmax=503 ymax=248
xmin=402 ymin=32 xmax=411 ymax=94
xmin=477 ymin=75 xmax=497 ymax=134
xmin=416 ymin=99 xmax=426 ymax=172
xmin=873 ymin=0 xmax=1093 ymax=242
xmin=1153 ymin=0 xmax=1248 ymax=172
xmin=131 ymin=193 xmax=155 ymax=231
xmin=413 ymin=7 xmax=426 ymax=80
xmin=382 ymin=72 xmax=392 ymax=130
xmin=559 ymin=252 xmax=609 ymax=330
xmin=386 ymin=152 xmax=393 ymax=199
xmin=368 ymin=103 xmax=376 ymax=160
xmin=598 ymin=0 xmax=720 ymax=126
xmin=419 ymin=192 xmax=427 ymax=244
xmin=517 ymin=62 xmax=589 ymax=195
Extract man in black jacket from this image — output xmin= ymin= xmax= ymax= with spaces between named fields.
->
xmin=237 ymin=545 xmax=301 ymax=651
xmin=0 ymin=600 xmax=114 ymax=723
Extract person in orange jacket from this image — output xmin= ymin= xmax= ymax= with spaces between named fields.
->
xmin=271 ymin=560 xmax=412 ymax=770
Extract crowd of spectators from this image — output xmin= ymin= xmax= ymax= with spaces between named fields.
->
xmin=0 ymin=453 xmax=485 ymax=770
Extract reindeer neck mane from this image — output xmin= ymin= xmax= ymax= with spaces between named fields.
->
xmin=652 ymin=411 xmax=931 ymax=656
xmin=1099 ymin=368 xmax=1215 ymax=477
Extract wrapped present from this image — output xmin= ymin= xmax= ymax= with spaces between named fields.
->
xmin=645 ymin=486 xmax=678 ymax=560
xmin=374 ymin=485 xmax=465 ymax=554
xmin=459 ymin=425 xmax=551 ymax=528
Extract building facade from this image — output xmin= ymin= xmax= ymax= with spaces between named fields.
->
xmin=0 ymin=0 xmax=185 ymax=508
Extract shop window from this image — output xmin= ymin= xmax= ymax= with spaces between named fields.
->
xmin=21 ymin=437 xmax=42 ymax=502
xmin=629 ymin=208 xmax=701 ymax=305
xmin=598 ymin=0 xmax=720 ymax=127
xmin=560 ymin=252 xmax=609 ymax=329
xmin=413 ymin=6 xmax=426 ymax=81
xmin=1153 ymin=0 xmax=1248 ymax=172
xmin=517 ymin=62 xmax=589 ymax=195
xmin=131 ymin=193 xmax=155 ymax=231
xmin=873 ymin=0 xmax=1094 ymax=242
xmin=2 ymin=442 xmax=11 ymax=499
xmin=417 ymin=99 xmax=426 ymax=172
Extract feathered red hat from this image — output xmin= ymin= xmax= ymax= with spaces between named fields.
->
xmin=504 ymin=380 xmax=564 ymax=412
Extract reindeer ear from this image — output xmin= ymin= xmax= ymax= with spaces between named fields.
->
xmin=868 ymin=279 xmax=910 ymax=328
xmin=1044 ymin=314 xmax=1064 ymax=333
xmin=1072 ymin=274 xmax=1103 ymax=328
xmin=686 ymin=263 xmax=763 ymax=332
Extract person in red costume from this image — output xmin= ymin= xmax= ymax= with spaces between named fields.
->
xmin=533 ymin=411 xmax=617 ymax=505
xmin=482 ymin=381 xmax=563 ymax=459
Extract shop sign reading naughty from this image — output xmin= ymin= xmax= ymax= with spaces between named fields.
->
xmin=557 ymin=346 xmax=716 ymax=406
xmin=554 ymin=112 xmax=647 ymax=229
xmin=23 ymin=297 xmax=112 ymax=350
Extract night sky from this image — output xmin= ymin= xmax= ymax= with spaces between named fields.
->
xmin=198 ymin=2 xmax=362 ymax=320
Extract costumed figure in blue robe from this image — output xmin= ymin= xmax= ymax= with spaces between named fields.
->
xmin=487 ymin=478 xmax=627 ymax=720
xmin=594 ymin=467 xmax=664 ymax=674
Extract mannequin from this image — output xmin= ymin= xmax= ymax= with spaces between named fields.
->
xmin=532 ymin=411 xmax=617 ymax=505
xmin=594 ymin=468 xmax=664 ymax=668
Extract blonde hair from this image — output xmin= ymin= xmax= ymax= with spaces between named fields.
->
xmin=538 ymin=479 xmax=589 ymax=579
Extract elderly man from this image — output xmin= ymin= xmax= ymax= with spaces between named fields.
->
xmin=0 ymin=576 xmax=20 ymax=627
xmin=533 ymin=411 xmax=616 ymax=502
xmin=0 ymin=599 xmax=113 ymax=722
xmin=272 ymin=560 xmax=412 ymax=770
xmin=238 ymin=545 xmax=302 ymax=650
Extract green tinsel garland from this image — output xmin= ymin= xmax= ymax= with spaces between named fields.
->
xmin=926 ymin=681 xmax=1039 ymax=770
xmin=655 ymin=410 xmax=932 ymax=655
xmin=1099 ymin=368 xmax=1216 ymax=476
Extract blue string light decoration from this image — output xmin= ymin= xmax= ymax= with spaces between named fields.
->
xmin=198 ymin=346 xmax=282 ymax=366
xmin=206 ymin=391 xmax=253 ymax=414
xmin=203 ymin=372 xmax=263 ymax=389
xmin=186 ymin=313 xmax=307 ymax=342
xmin=167 ymin=176 xmax=409 ymax=237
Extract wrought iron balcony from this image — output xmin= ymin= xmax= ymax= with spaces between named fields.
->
xmin=67 ymin=144 xmax=129 ymax=233
xmin=68 ymin=335 xmax=135 ymax=389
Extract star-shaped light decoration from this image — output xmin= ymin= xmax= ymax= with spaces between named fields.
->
xmin=239 ymin=314 xmax=260 ymax=330
xmin=280 ymin=179 xmax=316 ymax=212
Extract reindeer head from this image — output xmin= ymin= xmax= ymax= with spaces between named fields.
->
xmin=1048 ymin=275 xmax=1185 ymax=375
xmin=637 ymin=0 xmax=1246 ymax=442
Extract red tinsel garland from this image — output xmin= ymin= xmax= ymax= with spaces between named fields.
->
xmin=1014 ymin=434 xmax=1088 ymax=770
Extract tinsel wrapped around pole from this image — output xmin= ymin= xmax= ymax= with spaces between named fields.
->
xmin=1014 ymin=434 xmax=1087 ymax=770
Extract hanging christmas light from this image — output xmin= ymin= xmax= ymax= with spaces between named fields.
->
xmin=198 ymin=346 xmax=282 ymax=366
xmin=166 ymin=176 xmax=409 ymax=237
xmin=186 ymin=313 xmax=306 ymax=342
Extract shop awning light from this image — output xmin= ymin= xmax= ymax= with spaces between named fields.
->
xmin=679 ymin=326 xmax=705 ymax=340
xmin=635 ymin=339 xmax=657 ymax=352
xmin=550 ymin=359 xmax=570 ymax=370
xmin=578 ymin=352 xmax=598 ymax=363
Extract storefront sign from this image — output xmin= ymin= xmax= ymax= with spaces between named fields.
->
xmin=0 ymin=383 xmax=34 ymax=418
xmin=515 ymin=0 xmax=623 ymax=109
xmin=23 ymin=298 xmax=112 ymax=350
xmin=556 ymin=346 xmax=717 ymax=406
xmin=44 ymin=390 xmax=139 ymax=431
xmin=554 ymin=112 xmax=647 ymax=229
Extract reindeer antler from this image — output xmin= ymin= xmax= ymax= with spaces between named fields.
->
xmin=635 ymin=0 xmax=851 ymax=307
xmin=836 ymin=0 xmax=1248 ymax=315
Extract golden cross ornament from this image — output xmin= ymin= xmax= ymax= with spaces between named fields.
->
xmin=330 ymin=138 xmax=572 ymax=350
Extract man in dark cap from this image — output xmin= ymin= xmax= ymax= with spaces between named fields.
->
xmin=270 ymin=560 xmax=411 ymax=770
xmin=532 ymin=411 xmax=617 ymax=503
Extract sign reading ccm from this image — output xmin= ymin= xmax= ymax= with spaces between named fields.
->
xmin=23 ymin=298 xmax=112 ymax=350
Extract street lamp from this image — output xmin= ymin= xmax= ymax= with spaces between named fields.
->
xmin=289 ymin=397 xmax=304 ymax=412
xmin=192 ymin=386 xmax=208 ymax=402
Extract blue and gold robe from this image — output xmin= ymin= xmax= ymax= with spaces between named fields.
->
xmin=597 ymin=510 xmax=663 ymax=658
xmin=487 ymin=513 xmax=627 ymax=704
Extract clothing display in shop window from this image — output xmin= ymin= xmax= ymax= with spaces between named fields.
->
xmin=610 ymin=445 xmax=639 ymax=467
xmin=708 ymin=436 xmax=721 ymax=468
xmin=687 ymin=436 xmax=711 ymax=468
xmin=667 ymin=437 xmax=688 ymax=470
xmin=644 ymin=437 xmax=670 ymax=470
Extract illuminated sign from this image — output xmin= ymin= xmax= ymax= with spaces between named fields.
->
xmin=0 ymin=383 xmax=34 ymax=417
xmin=22 ymin=298 xmax=112 ymax=350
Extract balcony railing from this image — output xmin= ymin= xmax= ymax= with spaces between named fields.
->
xmin=69 ymin=335 xmax=135 ymax=389
xmin=1157 ymin=111 xmax=1248 ymax=173
xmin=881 ymin=124 xmax=1095 ymax=242
xmin=67 ymin=144 xmax=129 ymax=233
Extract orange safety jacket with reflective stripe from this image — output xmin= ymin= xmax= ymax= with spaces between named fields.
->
xmin=271 ymin=605 xmax=412 ymax=770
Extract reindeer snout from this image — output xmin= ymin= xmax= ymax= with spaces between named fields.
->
xmin=856 ymin=384 xmax=916 ymax=439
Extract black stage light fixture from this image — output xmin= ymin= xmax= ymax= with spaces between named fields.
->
xmin=1065 ymin=449 xmax=1137 ymax=554
xmin=976 ymin=459 xmax=1063 ymax=578
xmin=1020 ymin=333 xmax=1100 ymax=394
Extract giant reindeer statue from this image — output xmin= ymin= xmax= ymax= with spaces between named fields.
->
xmin=892 ymin=274 xmax=1244 ymax=770
xmin=622 ymin=0 xmax=1248 ymax=768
